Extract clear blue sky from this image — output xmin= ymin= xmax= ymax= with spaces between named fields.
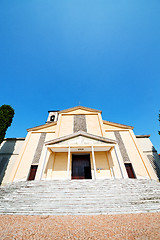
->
xmin=0 ymin=1 xmax=160 ymax=152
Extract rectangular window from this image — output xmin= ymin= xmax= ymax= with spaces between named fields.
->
xmin=125 ymin=163 xmax=136 ymax=178
xmin=28 ymin=165 xmax=38 ymax=181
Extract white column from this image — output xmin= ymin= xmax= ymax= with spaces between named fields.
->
xmin=110 ymin=167 xmax=115 ymax=179
xmin=39 ymin=147 xmax=48 ymax=180
xmin=92 ymin=146 xmax=96 ymax=180
xmin=67 ymin=146 xmax=71 ymax=180
xmin=114 ymin=146 xmax=124 ymax=179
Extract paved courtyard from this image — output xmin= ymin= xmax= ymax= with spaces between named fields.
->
xmin=0 ymin=213 xmax=160 ymax=239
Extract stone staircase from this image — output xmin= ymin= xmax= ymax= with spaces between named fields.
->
xmin=0 ymin=179 xmax=160 ymax=215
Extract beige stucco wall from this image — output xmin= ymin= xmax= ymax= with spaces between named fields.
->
xmin=94 ymin=152 xmax=111 ymax=179
xmin=136 ymin=136 xmax=160 ymax=180
xmin=86 ymin=115 xmax=101 ymax=136
xmin=129 ymin=130 xmax=158 ymax=180
xmin=105 ymin=131 xmax=116 ymax=141
xmin=1 ymin=155 xmax=19 ymax=185
xmin=110 ymin=147 xmax=128 ymax=179
xmin=36 ymin=125 xmax=56 ymax=133
xmin=44 ymin=152 xmax=55 ymax=179
xmin=104 ymin=131 xmax=128 ymax=179
xmin=120 ymin=131 xmax=147 ymax=178
xmin=13 ymin=133 xmax=41 ymax=181
xmin=104 ymin=130 xmax=158 ymax=180
xmin=0 ymin=139 xmax=25 ymax=185
xmin=63 ymin=109 xmax=95 ymax=115
xmin=44 ymin=151 xmax=113 ymax=180
xmin=103 ymin=124 xmax=127 ymax=131
xmin=0 ymin=139 xmax=24 ymax=155
xmin=35 ymin=146 xmax=48 ymax=180
xmin=58 ymin=115 xmax=73 ymax=137
xmin=45 ymin=133 xmax=56 ymax=141
xmin=52 ymin=152 xmax=68 ymax=179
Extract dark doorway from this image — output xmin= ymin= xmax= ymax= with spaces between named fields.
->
xmin=28 ymin=165 xmax=38 ymax=181
xmin=72 ymin=154 xmax=92 ymax=179
xmin=125 ymin=163 xmax=136 ymax=178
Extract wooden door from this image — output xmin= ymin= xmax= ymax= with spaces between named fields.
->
xmin=72 ymin=154 xmax=92 ymax=179
xmin=28 ymin=165 xmax=38 ymax=181
xmin=125 ymin=163 xmax=136 ymax=178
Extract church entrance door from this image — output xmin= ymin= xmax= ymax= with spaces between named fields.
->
xmin=72 ymin=154 xmax=92 ymax=179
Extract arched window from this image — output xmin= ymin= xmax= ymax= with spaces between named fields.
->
xmin=50 ymin=115 xmax=55 ymax=122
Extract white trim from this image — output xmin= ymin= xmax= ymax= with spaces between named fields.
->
xmin=67 ymin=146 xmax=71 ymax=179
xmin=92 ymin=146 xmax=97 ymax=180
xmin=114 ymin=147 xmax=124 ymax=178
xmin=40 ymin=147 xmax=48 ymax=180
xmin=110 ymin=167 xmax=115 ymax=179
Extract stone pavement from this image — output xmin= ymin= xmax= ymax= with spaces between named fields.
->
xmin=0 ymin=213 xmax=160 ymax=239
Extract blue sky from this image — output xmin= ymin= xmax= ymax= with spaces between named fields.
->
xmin=0 ymin=1 xmax=160 ymax=151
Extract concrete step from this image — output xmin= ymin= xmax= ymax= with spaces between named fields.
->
xmin=0 ymin=179 xmax=160 ymax=215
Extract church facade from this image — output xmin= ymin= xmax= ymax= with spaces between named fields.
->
xmin=0 ymin=106 xmax=160 ymax=185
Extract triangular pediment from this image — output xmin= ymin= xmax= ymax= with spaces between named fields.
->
xmin=45 ymin=131 xmax=116 ymax=146
xmin=58 ymin=106 xmax=102 ymax=115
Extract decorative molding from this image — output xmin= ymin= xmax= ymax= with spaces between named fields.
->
xmin=45 ymin=131 xmax=117 ymax=146
xmin=59 ymin=106 xmax=102 ymax=114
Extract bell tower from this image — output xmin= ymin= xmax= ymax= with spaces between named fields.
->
xmin=46 ymin=110 xmax=59 ymax=123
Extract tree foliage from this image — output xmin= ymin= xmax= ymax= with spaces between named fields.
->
xmin=159 ymin=112 xmax=160 ymax=135
xmin=0 ymin=105 xmax=15 ymax=144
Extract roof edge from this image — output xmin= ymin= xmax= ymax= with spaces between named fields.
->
xmin=59 ymin=106 xmax=102 ymax=114
xmin=3 ymin=138 xmax=25 ymax=140
xmin=27 ymin=121 xmax=57 ymax=132
xmin=48 ymin=110 xmax=60 ymax=112
xmin=103 ymin=120 xmax=134 ymax=129
xmin=136 ymin=135 xmax=151 ymax=138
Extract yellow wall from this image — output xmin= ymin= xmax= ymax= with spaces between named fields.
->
xmin=2 ymin=155 xmax=21 ymax=185
xmin=44 ymin=151 xmax=113 ymax=180
xmin=13 ymin=133 xmax=41 ymax=181
xmin=105 ymin=131 xmax=116 ymax=141
xmin=58 ymin=115 xmax=73 ymax=137
xmin=94 ymin=152 xmax=111 ymax=179
xmin=0 ymin=139 xmax=24 ymax=185
xmin=35 ymin=125 xmax=56 ymax=133
xmin=120 ymin=131 xmax=149 ymax=178
xmin=104 ymin=124 xmax=127 ymax=131
xmin=45 ymin=133 xmax=56 ymax=141
xmin=63 ymin=109 xmax=95 ymax=114
xmin=86 ymin=114 xmax=102 ymax=136
xmin=44 ymin=152 xmax=55 ymax=179
xmin=52 ymin=152 xmax=68 ymax=179
xmin=104 ymin=132 xmax=128 ymax=179
xmin=104 ymin=130 xmax=157 ymax=179
xmin=109 ymin=148 xmax=126 ymax=178
xmin=128 ymin=130 xmax=158 ymax=180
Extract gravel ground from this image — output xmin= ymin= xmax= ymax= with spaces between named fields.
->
xmin=0 ymin=213 xmax=160 ymax=240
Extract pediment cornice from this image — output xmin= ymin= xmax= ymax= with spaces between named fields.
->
xmin=58 ymin=106 xmax=102 ymax=114
xmin=45 ymin=131 xmax=116 ymax=146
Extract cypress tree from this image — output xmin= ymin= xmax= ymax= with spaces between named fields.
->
xmin=0 ymin=105 xmax=14 ymax=144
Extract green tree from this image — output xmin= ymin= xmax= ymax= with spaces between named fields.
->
xmin=159 ymin=112 xmax=160 ymax=135
xmin=0 ymin=105 xmax=15 ymax=144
